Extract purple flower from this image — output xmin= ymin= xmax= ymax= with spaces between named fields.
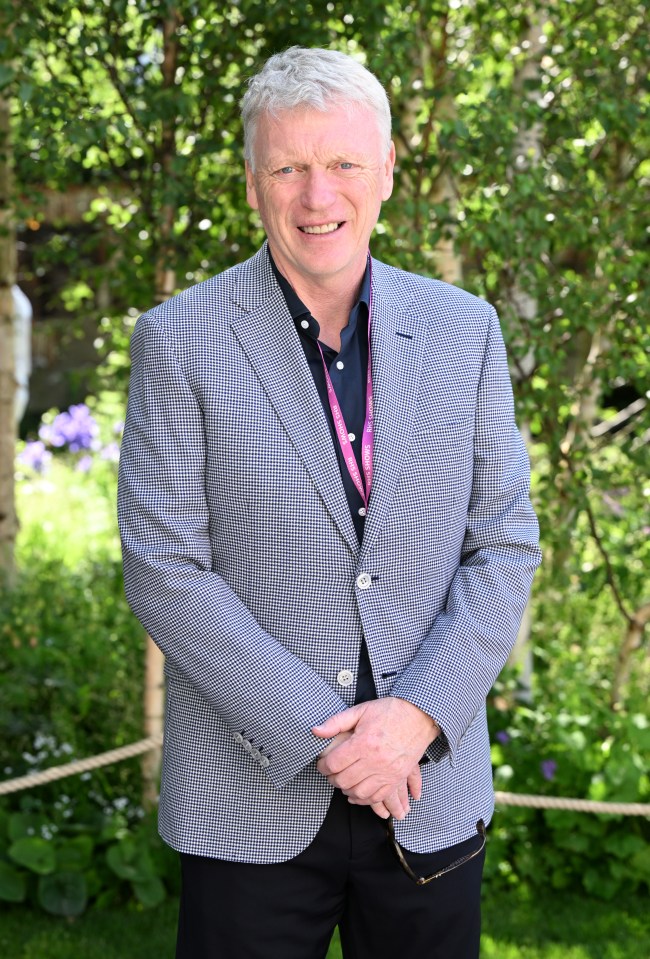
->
xmin=541 ymin=759 xmax=557 ymax=781
xmin=100 ymin=441 xmax=120 ymax=463
xmin=495 ymin=731 xmax=510 ymax=745
xmin=76 ymin=455 xmax=93 ymax=474
xmin=39 ymin=404 xmax=99 ymax=453
xmin=113 ymin=420 xmax=125 ymax=436
xmin=18 ymin=440 xmax=52 ymax=474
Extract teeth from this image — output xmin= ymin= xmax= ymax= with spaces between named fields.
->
xmin=300 ymin=223 xmax=340 ymax=234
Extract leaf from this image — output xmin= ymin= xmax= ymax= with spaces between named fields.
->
xmin=132 ymin=875 xmax=166 ymax=908
xmin=0 ymin=861 xmax=27 ymax=903
xmin=8 ymin=812 xmax=48 ymax=842
xmin=55 ymin=835 xmax=94 ymax=872
xmin=9 ymin=836 xmax=56 ymax=875
xmin=106 ymin=837 xmax=154 ymax=882
xmin=38 ymin=871 xmax=88 ymax=917
xmin=0 ymin=64 xmax=15 ymax=89
xmin=630 ymin=846 xmax=650 ymax=882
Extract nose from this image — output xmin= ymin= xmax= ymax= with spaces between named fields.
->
xmin=301 ymin=168 xmax=337 ymax=211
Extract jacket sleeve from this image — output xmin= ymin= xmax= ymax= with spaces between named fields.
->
xmin=389 ymin=306 xmax=541 ymax=764
xmin=117 ymin=311 xmax=346 ymax=788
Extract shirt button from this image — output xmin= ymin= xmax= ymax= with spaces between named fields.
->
xmin=301 ymin=319 xmax=309 ymax=329
xmin=356 ymin=573 xmax=372 ymax=590
xmin=233 ymin=732 xmax=244 ymax=744
xmin=243 ymin=740 xmax=253 ymax=753
xmin=358 ymin=507 xmax=366 ymax=517
xmin=348 ymin=432 xmax=356 ymax=442
xmin=336 ymin=360 xmax=344 ymax=370
xmin=251 ymin=748 xmax=262 ymax=761
xmin=260 ymin=757 xmax=270 ymax=768
xmin=337 ymin=669 xmax=354 ymax=688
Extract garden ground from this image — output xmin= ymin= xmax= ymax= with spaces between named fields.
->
xmin=1 ymin=886 xmax=648 ymax=959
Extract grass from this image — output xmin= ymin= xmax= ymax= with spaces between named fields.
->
xmin=1 ymin=889 xmax=648 ymax=958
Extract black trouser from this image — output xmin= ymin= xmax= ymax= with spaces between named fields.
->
xmin=176 ymin=789 xmax=485 ymax=959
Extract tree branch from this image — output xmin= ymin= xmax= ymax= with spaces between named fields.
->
xmin=565 ymin=456 xmax=633 ymax=626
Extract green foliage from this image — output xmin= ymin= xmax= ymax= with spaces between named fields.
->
xmin=0 ymin=806 xmax=178 ymax=918
xmin=0 ymin=412 xmax=165 ymax=917
xmin=487 ymin=672 xmax=650 ymax=899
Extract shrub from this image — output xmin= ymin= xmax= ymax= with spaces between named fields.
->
xmin=486 ymin=671 xmax=650 ymax=899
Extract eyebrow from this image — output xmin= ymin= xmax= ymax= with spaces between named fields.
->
xmin=264 ymin=152 xmax=370 ymax=171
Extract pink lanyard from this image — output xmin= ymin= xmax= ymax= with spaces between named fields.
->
xmin=316 ymin=256 xmax=374 ymax=509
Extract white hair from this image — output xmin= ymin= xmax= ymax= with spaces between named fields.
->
xmin=241 ymin=46 xmax=392 ymax=170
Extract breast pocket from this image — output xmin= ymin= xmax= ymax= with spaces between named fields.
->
xmin=405 ymin=414 xmax=474 ymax=504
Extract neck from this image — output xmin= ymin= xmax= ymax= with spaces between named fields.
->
xmin=269 ymin=246 xmax=366 ymax=345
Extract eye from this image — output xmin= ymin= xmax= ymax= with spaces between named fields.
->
xmin=339 ymin=162 xmax=355 ymax=170
xmin=274 ymin=166 xmax=296 ymax=177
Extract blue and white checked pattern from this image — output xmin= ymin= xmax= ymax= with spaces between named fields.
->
xmin=118 ymin=243 xmax=541 ymax=862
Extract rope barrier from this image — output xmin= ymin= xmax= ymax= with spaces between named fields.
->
xmin=494 ymin=791 xmax=650 ymax=816
xmin=0 ymin=735 xmax=163 ymax=796
xmin=1 ymin=737 xmax=648 ymax=815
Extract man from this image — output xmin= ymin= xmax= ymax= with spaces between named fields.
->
xmin=118 ymin=46 xmax=541 ymax=959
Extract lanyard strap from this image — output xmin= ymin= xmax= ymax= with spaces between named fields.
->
xmin=316 ymin=257 xmax=374 ymax=509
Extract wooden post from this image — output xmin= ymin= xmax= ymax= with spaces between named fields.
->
xmin=142 ymin=636 xmax=166 ymax=807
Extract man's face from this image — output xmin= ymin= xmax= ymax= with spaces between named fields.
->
xmin=245 ymin=102 xmax=395 ymax=289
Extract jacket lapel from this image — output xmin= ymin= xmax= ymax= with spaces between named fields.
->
xmin=229 ymin=246 xmax=359 ymax=555
xmin=359 ymin=260 xmax=427 ymax=560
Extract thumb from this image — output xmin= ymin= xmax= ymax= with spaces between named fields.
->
xmin=312 ymin=706 xmax=361 ymax=739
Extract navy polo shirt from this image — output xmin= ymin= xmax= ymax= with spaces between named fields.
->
xmin=270 ymin=250 xmax=376 ymax=704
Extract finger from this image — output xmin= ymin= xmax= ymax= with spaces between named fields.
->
xmin=339 ymin=775 xmax=407 ymax=806
xmin=407 ymin=764 xmax=422 ymax=802
xmin=370 ymin=801 xmax=391 ymax=820
xmin=316 ymin=738 xmax=366 ymax=777
xmin=383 ymin=798 xmax=406 ymax=820
xmin=397 ymin=781 xmax=411 ymax=817
xmin=317 ymin=730 xmax=353 ymax=758
xmin=312 ymin=706 xmax=362 ymax=739
xmin=379 ymin=782 xmax=409 ymax=819
xmin=324 ymin=762 xmax=376 ymax=794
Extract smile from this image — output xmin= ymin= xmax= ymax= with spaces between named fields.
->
xmin=299 ymin=222 xmax=342 ymax=234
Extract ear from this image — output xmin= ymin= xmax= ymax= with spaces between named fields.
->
xmin=381 ymin=141 xmax=396 ymax=202
xmin=245 ymin=161 xmax=259 ymax=211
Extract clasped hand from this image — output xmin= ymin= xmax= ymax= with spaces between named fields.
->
xmin=312 ymin=697 xmax=439 ymax=821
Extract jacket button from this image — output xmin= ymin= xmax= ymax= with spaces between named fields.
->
xmin=233 ymin=732 xmax=244 ymax=744
xmin=356 ymin=573 xmax=372 ymax=590
xmin=260 ymin=757 xmax=270 ymax=768
xmin=337 ymin=669 xmax=354 ymax=688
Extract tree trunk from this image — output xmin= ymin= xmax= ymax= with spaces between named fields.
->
xmin=393 ymin=19 xmax=464 ymax=285
xmin=0 ymin=84 xmax=17 ymax=587
xmin=505 ymin=16 xmax=547 ymax=694
xmin=610 ymin=603 xmax=650 ymax=709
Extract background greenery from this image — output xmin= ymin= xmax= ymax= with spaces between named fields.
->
xmin=0 ymin=0 xmax=648 ymax=952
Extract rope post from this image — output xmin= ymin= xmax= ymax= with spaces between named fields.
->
xmin=142 ymin=635 xmax=165 ymax=808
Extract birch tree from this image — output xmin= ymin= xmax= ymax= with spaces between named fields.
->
xmin=0 ymin=1 xmax=17 ymax=585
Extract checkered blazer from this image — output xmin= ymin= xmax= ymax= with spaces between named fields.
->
xmin=118 ymin=243 xmax=541 ymax=862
